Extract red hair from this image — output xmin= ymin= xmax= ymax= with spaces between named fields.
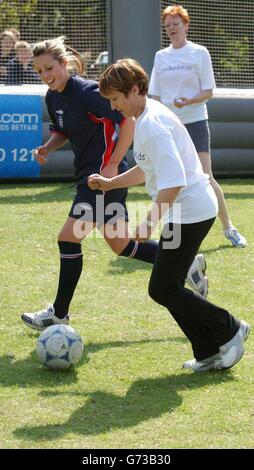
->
xmin=162 ymin=4 xmax=190 ymax=24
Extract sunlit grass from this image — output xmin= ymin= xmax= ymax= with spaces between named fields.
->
xmin=0 ymin=180 xmax=253 ymax=449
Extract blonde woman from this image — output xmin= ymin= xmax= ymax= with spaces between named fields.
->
xmin=21 ymin=37 xmax=206 ymax=331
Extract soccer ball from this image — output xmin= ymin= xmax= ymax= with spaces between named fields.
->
xmin=36 ymin=324 xmax=83 ymax=370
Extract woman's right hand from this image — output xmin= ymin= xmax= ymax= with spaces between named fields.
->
xmin=34 ymin=146 xmax=49 ymax=165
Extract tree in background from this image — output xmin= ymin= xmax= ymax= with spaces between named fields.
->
xmin=0 ymin=0 xmax=107 ymax=76
xmin=161 ymin=0 xmax=254 ymax=88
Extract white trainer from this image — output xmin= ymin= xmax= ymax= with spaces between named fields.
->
xmin=186 ymin=254 xmax=208 ymax=298
xmin=224 ymin=226 xmax=247 ymax=248
xmin=21 ymin=304 xmax=69 ymax=331
xmin=219 ymin=320 xmax=250 ymax=369
xmin=183 ymin=352 xmax=223 ymax=372
xmin=183 ymin=320 xmax=250 ymax=372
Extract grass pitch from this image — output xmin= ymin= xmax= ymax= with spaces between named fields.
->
xmin=0 ymin=180 xmax=253 ymax=449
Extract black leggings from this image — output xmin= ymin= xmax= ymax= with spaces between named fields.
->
xmin=149 ymin=218 xmax=240 ymax=361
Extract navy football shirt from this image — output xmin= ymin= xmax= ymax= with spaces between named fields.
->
xmin=45 ymin=75 xmax=129 ymax=179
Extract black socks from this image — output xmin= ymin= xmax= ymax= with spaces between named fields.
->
xmin=53 ymin=239 xmax=159 ymax=318
xmin=119 ymin=239 xmax=158 ymax=264
xmin=53 ymin=241 xmax=83 ymax=318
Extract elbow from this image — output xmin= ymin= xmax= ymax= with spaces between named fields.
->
xmin=202 ymin=89 xmax=213 ymax=100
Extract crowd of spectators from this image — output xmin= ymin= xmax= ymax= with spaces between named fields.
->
xmin=0 ymin=28 xmax=40 ymax=85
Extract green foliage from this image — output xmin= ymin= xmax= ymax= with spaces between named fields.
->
xmin=0 ymin=0 xmax=106 ymax=63
xmin=0 ymin=0 xmax=37 ymax=30
xmin=161 ymin=0 xmax=254 ymax=87
xmin=0 ymin=181 xmax=253 ymax=449
xmin=215 ymin=25 xmax=249 ymax=73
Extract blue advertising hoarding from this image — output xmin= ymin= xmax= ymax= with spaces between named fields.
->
xmin=0 ymin=94 xmax=42 ymax=177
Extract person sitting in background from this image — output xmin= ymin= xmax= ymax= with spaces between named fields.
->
xmin=0 ymin=30 xmax=16 ymax=82
xmin=149 ymin=4 xmax=246 ymax=248
xmin=5 ymin=40 xmax=40 ymax=84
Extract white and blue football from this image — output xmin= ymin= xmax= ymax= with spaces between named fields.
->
xmin=36 ymin=324 xmax=83 ymax=370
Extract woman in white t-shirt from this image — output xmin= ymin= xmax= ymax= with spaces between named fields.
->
xmin=88 ymin=58 xmax=249 ymax=372
xmin=149 ymin=4 xmax=246 ymax=248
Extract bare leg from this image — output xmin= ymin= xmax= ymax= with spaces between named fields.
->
xmin=198 ymin=151 xmax=231 ymax=230
xmin=100 ymin=218 xmax=133 ymax=254
xmin=59 ymin=216 xmax=96 ymax=243
xmin=198 ymin=152 xmax=246 ymax=247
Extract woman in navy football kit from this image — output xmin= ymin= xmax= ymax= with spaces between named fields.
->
xmin=21 ymin=37 xmax=207 ymax=331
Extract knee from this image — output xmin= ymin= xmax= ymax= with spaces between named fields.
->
xmin=58 ymin=229 xmax=67 ymax=242
xmin=110 ymin=244 xmax=123 ymax=255
xmin=148 ymin=277 xmax=163 ymax=304
xmin=113 ymin=239 xmax=136 ymax=256
xmin=149 ymin=276 xmax=180 ymax=307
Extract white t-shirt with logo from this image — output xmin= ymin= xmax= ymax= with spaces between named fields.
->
xmin=148 ymin=41 xmax=216 ymax=124
xmin=134 ymin=98 xmax=218 ymax=223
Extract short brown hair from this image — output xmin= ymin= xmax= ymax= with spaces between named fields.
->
xmin=99 ymin=58 xmax=148 ymax=98
xmin=162 ymin=4 xmax=190 ymax=24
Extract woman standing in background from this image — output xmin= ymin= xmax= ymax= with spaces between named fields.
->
xmin=149 ymin=4 xmax=246 ymax=248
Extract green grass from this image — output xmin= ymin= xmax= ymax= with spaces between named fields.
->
xmin=0 ymin=180 xmax=253 ymax=449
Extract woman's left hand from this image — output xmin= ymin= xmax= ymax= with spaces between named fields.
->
xmin=174 ymin=96 xmax=188 ymax=108
xmin=101 ymin=162 xmax=119 ymax=178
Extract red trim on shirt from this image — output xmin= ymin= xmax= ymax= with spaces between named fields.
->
xmin=119 ymin=117 xmax=126 ymax=128
xmin=88 ymin=112 xmax=117 ymax=171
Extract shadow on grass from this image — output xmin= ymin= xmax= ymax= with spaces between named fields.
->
xmin=0 ymin=184 xmax=149 ymax=205
xmin=0 ymin=351 xmax=80 ymax=387
xmin=107 ymin=243 xmax=236 ymax=273
xmin=13 ymin=371 xmax=234 ymax=440
xmin=212 ymin=178 xmax=254 ymax=200
xmin=202 ymin=244 xmax=234 ymax=255
xmin=223 ymin=192 xmax=254 ymax=200
xmin=0 ymin=179 xmax=253 ymax=205
xmin=0 ymin=183 xmax=74 ymax=204
xmin=0 ymin=336 xmax=186 ymax=389
xmin=107 ymin=256 xmax=152 ymax=274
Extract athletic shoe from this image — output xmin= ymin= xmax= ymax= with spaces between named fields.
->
xmin=183 ymin=320 xmax=250 ymax=372
xmin=21 ymin=304 xmax=69 ymax=331
xmin=186 ymin=254 xmax=208 ymax=298
xmin=224 ymin=226 xmax=247 ymax=248
xmin=183 ymin=352 xmax=223 ymax=372
xmin=219 ymin=320 xmax=250 ymax=369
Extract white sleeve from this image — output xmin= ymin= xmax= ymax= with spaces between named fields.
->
xmin=148 ymin=60 xmax=161 ymax=97
xmin=198 ymin=48 xmax=216 ymax=89
xmin=143 ymin=133 xmax=187 ymax=191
